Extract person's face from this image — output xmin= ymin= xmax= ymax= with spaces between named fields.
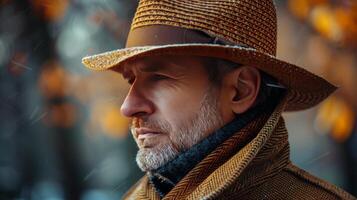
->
xmin=120 ymin=55 xmax=226 ymax=171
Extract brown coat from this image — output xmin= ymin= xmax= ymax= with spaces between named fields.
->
xmin=123 ymin=100 xmax=356 ymax=200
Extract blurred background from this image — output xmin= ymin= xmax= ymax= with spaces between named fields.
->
xmin=0 ymin=0 xmax=356 ymax=199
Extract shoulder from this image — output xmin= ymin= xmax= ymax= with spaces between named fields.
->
xmin=279 ymin=163 xmax=356 ymax=200
xmin=223 ymin=163 xmax=356 ymax=200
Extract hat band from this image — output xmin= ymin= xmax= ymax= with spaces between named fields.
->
xmin=125 ymin=25 xmax=248 ymax=48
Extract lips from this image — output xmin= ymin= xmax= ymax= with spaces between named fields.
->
xmin=135 ymin=127 xmax=162 ymax=140
xmin=138 ymin=132 xmax=160 ymax=140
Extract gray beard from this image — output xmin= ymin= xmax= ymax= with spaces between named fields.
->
xmin=132 ymin=87 xmax=224 ymax=172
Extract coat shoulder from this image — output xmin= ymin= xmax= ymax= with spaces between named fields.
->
xmin=281 ymin=163 xmax=356 ymax=200
xmin=221 ymin=163 xmax=356 ymax=200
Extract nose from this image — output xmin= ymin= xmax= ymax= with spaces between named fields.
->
xmin=120 ymin=85 xmax=154 ymax=118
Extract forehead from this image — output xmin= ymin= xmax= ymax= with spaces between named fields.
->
xmin=121 ymin=55 xmax=210 ymax=75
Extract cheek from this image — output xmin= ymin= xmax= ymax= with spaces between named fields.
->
xmin=218 ymin=96 xmax=235 ymax=124
xmin=217 ymin=86 xmax=235 ymax=124
xmin=153 ymin=86 xmax=205 ymax=128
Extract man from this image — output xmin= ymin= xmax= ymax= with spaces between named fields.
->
xmin=82 ymin=0 xmax=356 ymax=199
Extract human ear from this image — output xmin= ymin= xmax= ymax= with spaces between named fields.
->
xmin=229 ymin=66 xmax=261 ymax=114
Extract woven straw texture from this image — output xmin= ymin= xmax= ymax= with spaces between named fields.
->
xmin=132 ymin=0 xmax=277 ymax=56
xmin=82 ymin=0 xmax=337 ymax=111
xmin=122 ymin=98 xmax=356 ymax=200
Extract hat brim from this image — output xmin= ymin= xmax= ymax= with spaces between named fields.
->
xmin=82 ymin=43 xmax=337 ymax=112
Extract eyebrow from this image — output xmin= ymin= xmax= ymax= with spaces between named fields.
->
xmin=121 ymin=62 xmax=166 ymax=78
xmin=138 ymin=61 xmax=184 ymax=73
xmin=139 ymin=64 xmax=167 ymax=72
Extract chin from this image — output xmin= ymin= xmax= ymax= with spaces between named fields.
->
xmin=136 ymin=142 xmax=179 ymax=171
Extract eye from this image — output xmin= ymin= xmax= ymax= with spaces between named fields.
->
xmin=150 ymin=74 xmax=170 ymax=81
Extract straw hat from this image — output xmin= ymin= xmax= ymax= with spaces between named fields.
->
xmin=82 ymin=0 xmax=337 ymax=111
